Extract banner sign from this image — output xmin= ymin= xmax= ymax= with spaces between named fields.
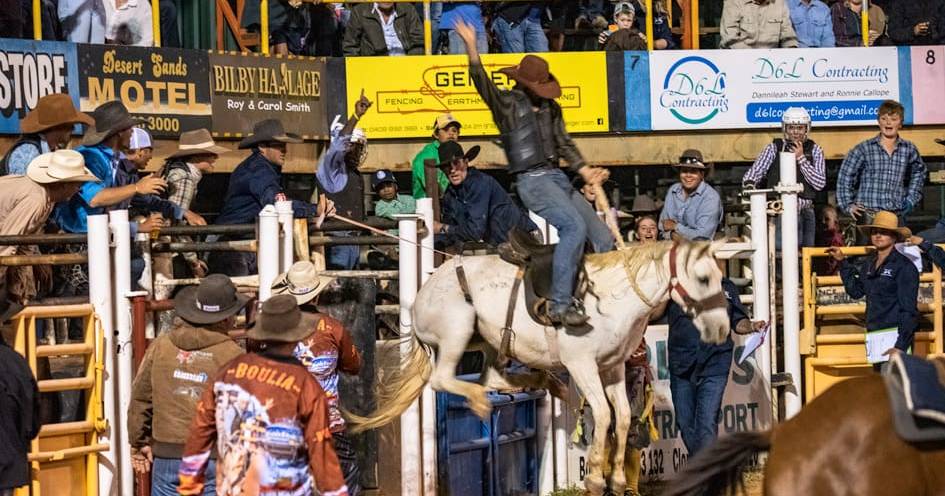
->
xmin=77 ymin=45 xmax=210 ymax=138
xmin=566 ymin=324 xmax=773 ymax=483
xmin=345 ymin=53 xmax=610 ymax=139
xmin=639 ymin=47 xmax=901 ymax=131
xmin=208 ymin=52 xmax=328 ymax=139
xmin=0 ymin=40 xmax=80 ymax=134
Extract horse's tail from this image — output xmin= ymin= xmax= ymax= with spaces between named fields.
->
xmin=344 ymin=333 xmax=433 ymax=434
xmin=663 ymin=430 xmax=772 ymax=496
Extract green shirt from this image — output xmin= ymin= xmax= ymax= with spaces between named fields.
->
xmin=412 ymin=141 xmax=449 ymax=199
xmin=375 ymin=194 xmax=417 ymax=219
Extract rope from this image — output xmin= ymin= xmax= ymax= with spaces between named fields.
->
xmin=329 ymin=213 xmax=456 ymax=258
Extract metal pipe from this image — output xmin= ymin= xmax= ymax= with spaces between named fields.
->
xmin=0 ymin=253 xmax=87 ymax=266
xmin=779 ymin=152 xmax=802 ymax=418
xmin=32 ymin=0 xmax=41 ymax=40
xmin=137 ymin=232 xmax=156 ymax=338
xmin=150 ymin=240 xmax=257 ymax=253
xmin=816 ymin=273 xmax=936 ymax=286
xmin=39 ymin=420 xmax=95 ymax=437
xmin=110 ymin=211 xmax=135 ymax=496
xmin=258 ymin=206 xmax=279 ymax=302
xmin=416 ymin=199 xmax=436 ymax=495
xmin=151 ymin=0 xmax=161 ymax=46
xmin=261 ymin=0 xmax=270 ymax=54
xmin=690 ymin=0 xmax=700 ymax=49
xmin=816 ymin=331 xmax=935 ymax=344
xmin=157 ymin=224 xmax=255 ymax=236
xmin=23 ymin=296 xmax=88 ymax=307
xmin=645 ymin=0 xmax=654 ymax=50
xmin=12 ymin=303 xmax=94 ymax=319
xmin=29 ymin=444 xmax=109 ymax=463
xmin=0 ymin=232 xmax=86 ymax=244
xmin=88 ymin=215 xmax=116 ymax=496
xmin=35 ymin=342 xmax=94 ymax=357
xmin=307 ymin=235 xmax=398 ymax=246
xmin=276 ymin=201 xmax=294 ymax=273
xmin=395 ymin=214 xmax=421 ymax=496
xmin=38 ymin=376 xmax=94 ymax=392
xmin=423 ymin=0 xmax=432 ymax=55
xmin=748 ymin=189 xmax=772 ymax=411
xmin=861 ymin=0 xmax=870 ymax=47
xmin=130 ymin=293 xmax=150 ymax=372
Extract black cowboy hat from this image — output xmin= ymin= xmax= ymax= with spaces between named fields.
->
xmin=81 ymin=100 xmax=147 ymax=146
xmin=435 ymin=141 xmax=480 ymax=170
xmin=238 ymin=119 xmax=303 ymax=149
xmin=247 ymin=295 xmax=317 ymax=343
xmin=174 ymin=274 xmax=250 ymax=325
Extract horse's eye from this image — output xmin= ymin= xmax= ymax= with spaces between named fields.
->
xmin=698 ymin=277 xmax=710 ymax=286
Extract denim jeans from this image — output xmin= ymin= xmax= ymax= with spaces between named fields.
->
xmin=669 ymin=371 xmax=727 ymax=456
xmin=333 ymin=432 xmax=361 ymax=495
xmin=492 ymin=17 xmax=549 ymax=53
xmin=446 ymin=28 xmax=489 ymax=55
xmin=774 ymin=206 xmax=816 ymax=250
xmin=58 ymin=0 xmax=105 ymax=43
xmin=515 ymin=168 xmax=614 ymax=311
xmin=152 ymin=457 xmax=216 ymax=496
xmin=326 ymin=232 xmax=360 ymax=270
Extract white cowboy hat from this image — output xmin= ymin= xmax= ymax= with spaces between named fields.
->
xmin=271 ymin=261 xmax=336 ymax=305
xmin=26 ymin=150 xmax=100 ymax=184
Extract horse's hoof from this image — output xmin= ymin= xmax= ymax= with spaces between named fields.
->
xmin=471 ymin=401 xmax=492 ymax=420
xmin=584 ymin=473 xmax=607 ymax=496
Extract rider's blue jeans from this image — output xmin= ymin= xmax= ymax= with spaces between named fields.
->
xmin=515 ymin=168 xmax=614 ymax=311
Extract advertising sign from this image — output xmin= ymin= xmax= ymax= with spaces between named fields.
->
xmin=907 ymin=46 xmax=945 ymax=125
xmin=208 ymin=52 xmax=328 ymax=139
xmin=0 ymin=40 xmax=80 ymax=134
xmin=345 ymin=53 xmax=610 ymax=139
xmin=566 ymin=324 xmax=773 ymax=483
xmin=648 ymin=47 xmax=901 ymax=130
xmin=78 ymin=45 xmax=211 ymax=138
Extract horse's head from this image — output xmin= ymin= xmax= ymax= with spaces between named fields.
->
xmin=667 ymin=239 xmax=730 ymax=345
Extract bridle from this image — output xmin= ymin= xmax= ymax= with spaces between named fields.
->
xmin=668 ymin=242 xmax=728 ymax=317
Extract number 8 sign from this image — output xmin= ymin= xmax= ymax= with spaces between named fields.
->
xmin=910 ymin=46 xmax=945 ymax=124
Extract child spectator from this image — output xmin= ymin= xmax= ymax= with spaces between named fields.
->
xmin=412 ymin=113 xmax=461 ymax=200
xmin=817 ymin=205 xmax=845 ymax=275
xmin=597 ymin=2 xmax=647 ymax=50
xmin=373 ymin=170 xmax=416 ymax=222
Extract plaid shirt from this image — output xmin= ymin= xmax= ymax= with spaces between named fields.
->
xmin=165 ymin=164 xmax=201 ymax=263
xmin=743 ymin=142 xmax=826 ymax=210
xmin=837 ymin=135 xmax=926 ymax=215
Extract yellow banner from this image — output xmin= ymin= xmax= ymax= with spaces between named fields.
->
xmin=345 ymin=53 xmax=609 ymax=139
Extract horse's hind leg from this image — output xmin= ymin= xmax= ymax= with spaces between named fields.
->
xmin=425 ymin=311 xmax=491 ymax=419
xmin=603 ymin=366 xmax=630 ymax=495
xmin=565 ymin=360 xmax=610 ymax=496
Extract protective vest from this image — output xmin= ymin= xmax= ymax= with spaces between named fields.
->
xmin=766 ymin=138 xmax=817 ymax=201
xmin=502 ymin=96 xmax=561 ymax=174
xmin=317 ymin=167 xmax=364 ymax=221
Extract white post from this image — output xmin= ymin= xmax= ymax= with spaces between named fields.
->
xmin=88 ymin=215 xmax=116 ymax=496
xmin=108 ymin=210 xmax=134 ymax=496
xmin=748 ymin=191 xmax=773 ymax=403
xmin=778 ymin=152 xmax=803 ymax=418
xmin=136 ymin=232 xmax=156 ymax=338
xmin=394 ymin=214 xmax=422 ymax=496
xmin=275 ymin=200 xmax=294 ymax=273
xmin=415 ymin=199 xmax=437 ymax=495
xmin=258 ymin=205 xmax=280 ymax=302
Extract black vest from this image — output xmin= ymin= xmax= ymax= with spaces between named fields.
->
xmin=0 ymin=135 xmax=43 ymax=176
xmin=317 ymin=167 xmax=364 ymax=221
xmin=766 ymin=138 xmax=817 ymax=201
xmin=502 ymin=96 xmax=560 ymax=174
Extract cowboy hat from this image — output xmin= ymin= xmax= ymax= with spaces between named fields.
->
xmin=26 ymin=150 xmax=100 ymax=184
xmin=271 ymin=261 xmax=335 ymax=305
xmin=858 ymin=210 xmax=911 ymax=240
xmin=499 ymin=55 xmax=562 ymax=100
xmin=629 ymin=194 xmax=660 ymax=214
xmin=247 ymin=294 xmax=317 ymax=343
xmin=168 ymin=129 xmax=229 ymax=159
xmin=238 ymin=119 xmax=303 ymax=149
xmin=81 ymin=100 xmax=147 ymax=146
xmin=20 ymin=93 xmax=94 ymax=134
xmin=435 ymin=141 xmax=481 ymax=170
xmin=174 ymin=274 xmax=250 ymax=325
xmin=672 ymin=149 xmax=709 ymax=170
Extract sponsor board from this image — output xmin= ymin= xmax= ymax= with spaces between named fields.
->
xmin=0 ymin=39 xmax=80 ymax=134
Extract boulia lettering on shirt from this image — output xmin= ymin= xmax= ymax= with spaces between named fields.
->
xmin=213 ymin=64 xmax=320 ymax=99
xmin=227 ymin=362 xmax=301 ymax=393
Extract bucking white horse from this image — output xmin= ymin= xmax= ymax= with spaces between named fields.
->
xmin=349 ymin=239 xmax=731 ymax=495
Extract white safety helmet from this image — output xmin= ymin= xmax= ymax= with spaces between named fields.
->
xmin=782 ymin=107 xmax=811 ymax=129
xmin=349 ymin=128 xmax=367 ymax=145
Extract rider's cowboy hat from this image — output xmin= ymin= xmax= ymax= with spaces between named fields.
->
xmin=672 ymin=149 xmax=710 ymax=170
xmin=167 ymin=129 xmax=229 ymax=159
xmin=238 ymin=119 xmax=303 ymax=149
xmin=247 ymin=294 xmax=317 ymax=343
xmin=499 ymin=55 xmax=562 ymax=100
xmin=435 ymin=141 xmax=481 ymax=170
xmin=858 ymin=210 xmax=911 ymax=240
xmin=20 ymin=93 xmax=93 ymax=134
xmin=26 ymin=150 xmax=99 ymax=184
xmin=174 ymin=274 xmax=250 ymax=325
xmin=81 ymin=100 xmax=147 ymax=146
xmin=270 ymin=261 xmax=335 ymax=305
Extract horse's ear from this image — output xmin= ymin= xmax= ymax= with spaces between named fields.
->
xmin=708 ymin=237 xmax=731 ymax=256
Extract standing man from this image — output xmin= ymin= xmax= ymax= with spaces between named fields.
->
xmin=211 ymin=119 xmax=334 ymax=276
xmin=491 ymin=2 xmax=549 ymax=53
xmin=721 ymin=0 xmax=799 ymax=49
xmin=128 ymin=275 xmax=247 ymax=496
xmin=342 ymin=1 xmax=424 ymax=56
xmin=455 ymin=20 xmax=614 ymax=328
xmin=743 ymin=107 xmax=826 ymax=248
xmin=412 ymin=113 xmax=461 ymax=199
xmin=837 ymin=100 xmax=925 ymax=244
xmin=787 ymin=0 xmax=836 ymax=47
xmin=1 ymin=93 xmax=93 ymax=176
xmin=178 ymin=295 xmax=349 ymax=496
xmin=659 ymin=150 xmax=723 ymax=241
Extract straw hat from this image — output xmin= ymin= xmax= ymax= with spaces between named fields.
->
xmin=26 ymin=150 xmax=99 ymax=184
xmin=271 ymin=261 xmax=335 ymax=305
xmin=238 ymin=119 xmax=302 ymax=149
xmin=20 ymin=93 xmax=94 ymax=134
xmin=81 ymin=100 xmax=147 ymax=146
xmin=168 ymin=129 xmax=229 ymax=159
xmin=248 ymin=295 xmax=317 ymax=343
xmin=499 ymin=55 xmax=562 ymax=100
xmin=858 ymin=210 xmax=911 ymax=240
xmin=174 ymin=274 xmax=250 ymax=325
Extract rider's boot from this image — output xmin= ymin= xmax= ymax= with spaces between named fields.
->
xmin=548 ymin=299 xmax=590 ymax=332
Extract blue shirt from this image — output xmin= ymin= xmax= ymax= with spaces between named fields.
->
xmin=667 ymin=278 xmax=748 ymax=378
xmin=838 ymin=249 xmax=919 ymax=351
xmin=315 ymin=132 xmax=351 ymax=194
xmin=837 ymin=135 xmax=926 ymax=215
xmin=437 ymin=168 xmax=538 ymax=248
xmin=659 ymin=181 xmax=723 ymax=241
xmin=439 ymin=3 xmax=485 ymax=31
xmin=788 ymin=0 xmax=835 ymax=47
xmin=52 ymin=144 xmax=117 ymax=234
xmin=6 ymin=137 xmax=50 ymax=176
xmin=215 ymin=151 xmax=319 ymax=226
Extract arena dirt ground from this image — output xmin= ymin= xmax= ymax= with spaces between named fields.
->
xmin=546 ymin=469 xmax=764 ymax=496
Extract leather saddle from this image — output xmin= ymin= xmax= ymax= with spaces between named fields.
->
xmin=883 ymin=353 xmax=945 ymax=444
xmin=498 ymin=229 xmax=587 ymax=326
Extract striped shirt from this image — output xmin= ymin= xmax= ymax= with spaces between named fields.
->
xmin=837 ymin=135 xmax=926 ymax=215
xmin=743 ymin=142 xmax=827 ymax=210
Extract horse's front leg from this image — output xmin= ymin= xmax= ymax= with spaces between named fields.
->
xmin=603 ymin=365 xmax=631 ymax=495
xmin=565 ymin=360 xmax=609 ymax=496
